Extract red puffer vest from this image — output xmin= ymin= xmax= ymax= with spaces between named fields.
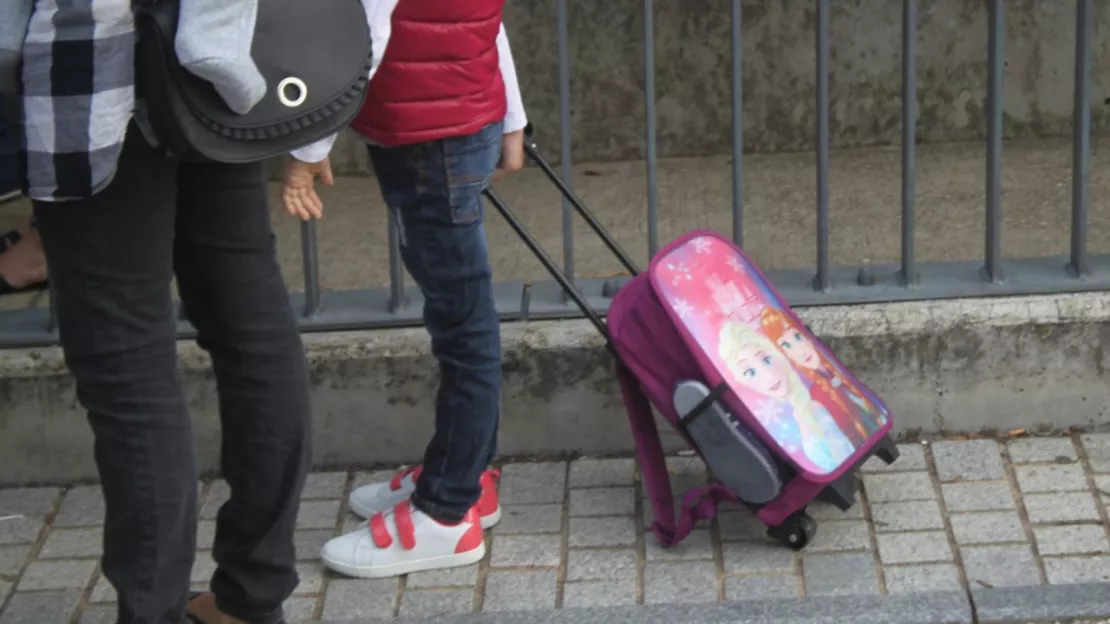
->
xmin=350 ymin=0 xmax=507 ymax=147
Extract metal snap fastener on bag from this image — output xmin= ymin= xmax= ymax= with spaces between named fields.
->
xmin=277 ymin=77 xmax=308 ymax=108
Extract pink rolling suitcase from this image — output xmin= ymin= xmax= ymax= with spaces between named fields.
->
xmin=485 ymin=127 xmax=900 ymax=550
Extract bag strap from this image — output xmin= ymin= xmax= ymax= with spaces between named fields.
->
xmin=673 ymin=484 xmax=737 ymax=545
xmin=617 ymin=365 xmax=674 ymax=538
xmin=617 ymin=365 xmax=737 ymax=547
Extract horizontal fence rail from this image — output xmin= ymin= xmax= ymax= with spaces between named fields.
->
xmin=0 ymin=0 xmax=1105 ymax=349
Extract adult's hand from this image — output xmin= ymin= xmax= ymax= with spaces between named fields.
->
xmin=281 ymin=156 xmax=334 ymax=221
xmin=493 ymin=128 xmax=525 ymax=182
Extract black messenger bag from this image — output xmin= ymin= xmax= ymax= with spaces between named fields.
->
xmin=134 ymin=0 xmax=372 ymax=163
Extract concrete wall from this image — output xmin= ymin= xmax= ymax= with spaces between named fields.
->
xmin=323 ymin=0 xmax=1110 ymax=175
xmin=3 ymin=292 xmax=1110 ymax=486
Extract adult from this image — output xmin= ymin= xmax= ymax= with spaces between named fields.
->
xmin=4 ymin=0 xmax=313 ymax=622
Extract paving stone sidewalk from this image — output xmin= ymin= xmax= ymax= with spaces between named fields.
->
xmin=1 ymin=435 xmax=1109 ymax=623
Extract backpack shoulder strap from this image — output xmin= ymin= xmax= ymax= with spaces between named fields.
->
xmin=617 ymin=364 xmax=675 ymax=541
xmin=617 ymin=365 xmax=736 ymax=547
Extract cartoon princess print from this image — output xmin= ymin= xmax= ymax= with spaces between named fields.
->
xmin=717 ymin=321 xmax=855 ymax=474
xmin=759 ymin=307 xmax=886 ymax=442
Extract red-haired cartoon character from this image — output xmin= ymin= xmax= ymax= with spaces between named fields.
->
xmin=759 ymin=307 xmax=883 ymax=446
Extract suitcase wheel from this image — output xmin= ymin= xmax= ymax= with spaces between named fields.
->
xmin=767 ymin=510 xmax=817 ymax=551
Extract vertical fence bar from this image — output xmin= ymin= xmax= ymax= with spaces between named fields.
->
xmin=730 ymin=0 xmax=744 ymax=247
xmin=901 ymin=0 xmax=917 ymax=286
xmin=556 ymin=0 xmax=574 ymax=290
xmin=1070 ymin=0 xmax=1091 ymax=277
xmin=644 ymin=0 xmax=659 ymax=257
xmin=300 ymin=220 xmax=321 ymax=317
xmin=984 ymin=0 xmax=1004 ymax=283
xmin=814 ymin=0 xmax=830 ymax=292
xmin=387 ymin=211 xmax=405 ymax=312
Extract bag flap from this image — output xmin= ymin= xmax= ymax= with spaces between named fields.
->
xmin=139 ymin=0 xmax=371 ymax=134
xmin=648 ymin=230 xmax=892 ymax=482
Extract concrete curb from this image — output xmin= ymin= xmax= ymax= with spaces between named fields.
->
xmin=3 ymin=292 xmax=1110 ymax=484
xmin=335 ymin=584 xmax=1110 ymax=623
xmin=973 ymin=584 xmax=1110 ymax=622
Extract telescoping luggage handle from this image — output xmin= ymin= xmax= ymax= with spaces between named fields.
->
xmin=484 ymin=126 xmax=738 ymax=548
xmin=481 ymin=124 xmax=640 ymax=352
xmin=484 ymin=123 xmax=729 ymax=429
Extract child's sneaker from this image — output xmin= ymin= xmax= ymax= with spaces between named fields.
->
xmin=349 ymin=467 xmax=502 ymax=529
xmin=321 ymin=502 xmax=485 ymax=578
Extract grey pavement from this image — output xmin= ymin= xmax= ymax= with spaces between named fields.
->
xmin=1 ymin=435 xmax=1109 ymax=623
xmin=4 ymin=136 xmax=1110 ymax=315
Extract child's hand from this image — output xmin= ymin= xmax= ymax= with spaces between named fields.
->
xmin=493 ymin=129 xmax=525 ymax=181
xmin=282 ymin=156 xmax=334 ymax=221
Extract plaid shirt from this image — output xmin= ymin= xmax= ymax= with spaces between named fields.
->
xmin=21 ymin=0 xmax=137 ymax=202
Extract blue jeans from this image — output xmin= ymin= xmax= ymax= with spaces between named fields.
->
xmin=368 ymin=122 xmax=504 ymax=523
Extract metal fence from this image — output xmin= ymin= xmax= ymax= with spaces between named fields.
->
xmin=0 ymin=0 xmax=1106 ymax=349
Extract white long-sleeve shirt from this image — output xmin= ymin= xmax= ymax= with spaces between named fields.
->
xmin=291 ymin=0 xmax=527 ymax=164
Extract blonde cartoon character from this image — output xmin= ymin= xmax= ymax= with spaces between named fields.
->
xmin=717 ymin=321 xmax=855 ymax=473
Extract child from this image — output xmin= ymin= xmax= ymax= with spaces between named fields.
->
xmin=281 ymin=0 xmax=527 ymax=579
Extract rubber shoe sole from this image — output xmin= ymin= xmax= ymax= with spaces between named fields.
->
xmin=320 ymin=540 xmax=486 ymax=579
xmin=479 ymin=505 xmax=502 ymax=530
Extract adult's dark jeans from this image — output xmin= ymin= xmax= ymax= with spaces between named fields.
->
xmin=0 ymin=96 xmax=18 ymax=196
xmin=367 ymin=121 xmax=504 ymax=523
xmin=32 ymin=127 xmax=312 ymax=624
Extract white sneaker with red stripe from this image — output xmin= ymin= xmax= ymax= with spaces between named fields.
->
xmin=320 ymin=502 xmax=486 ymax=579
xmin=348 ymin=466 xmax=503 ymax=530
